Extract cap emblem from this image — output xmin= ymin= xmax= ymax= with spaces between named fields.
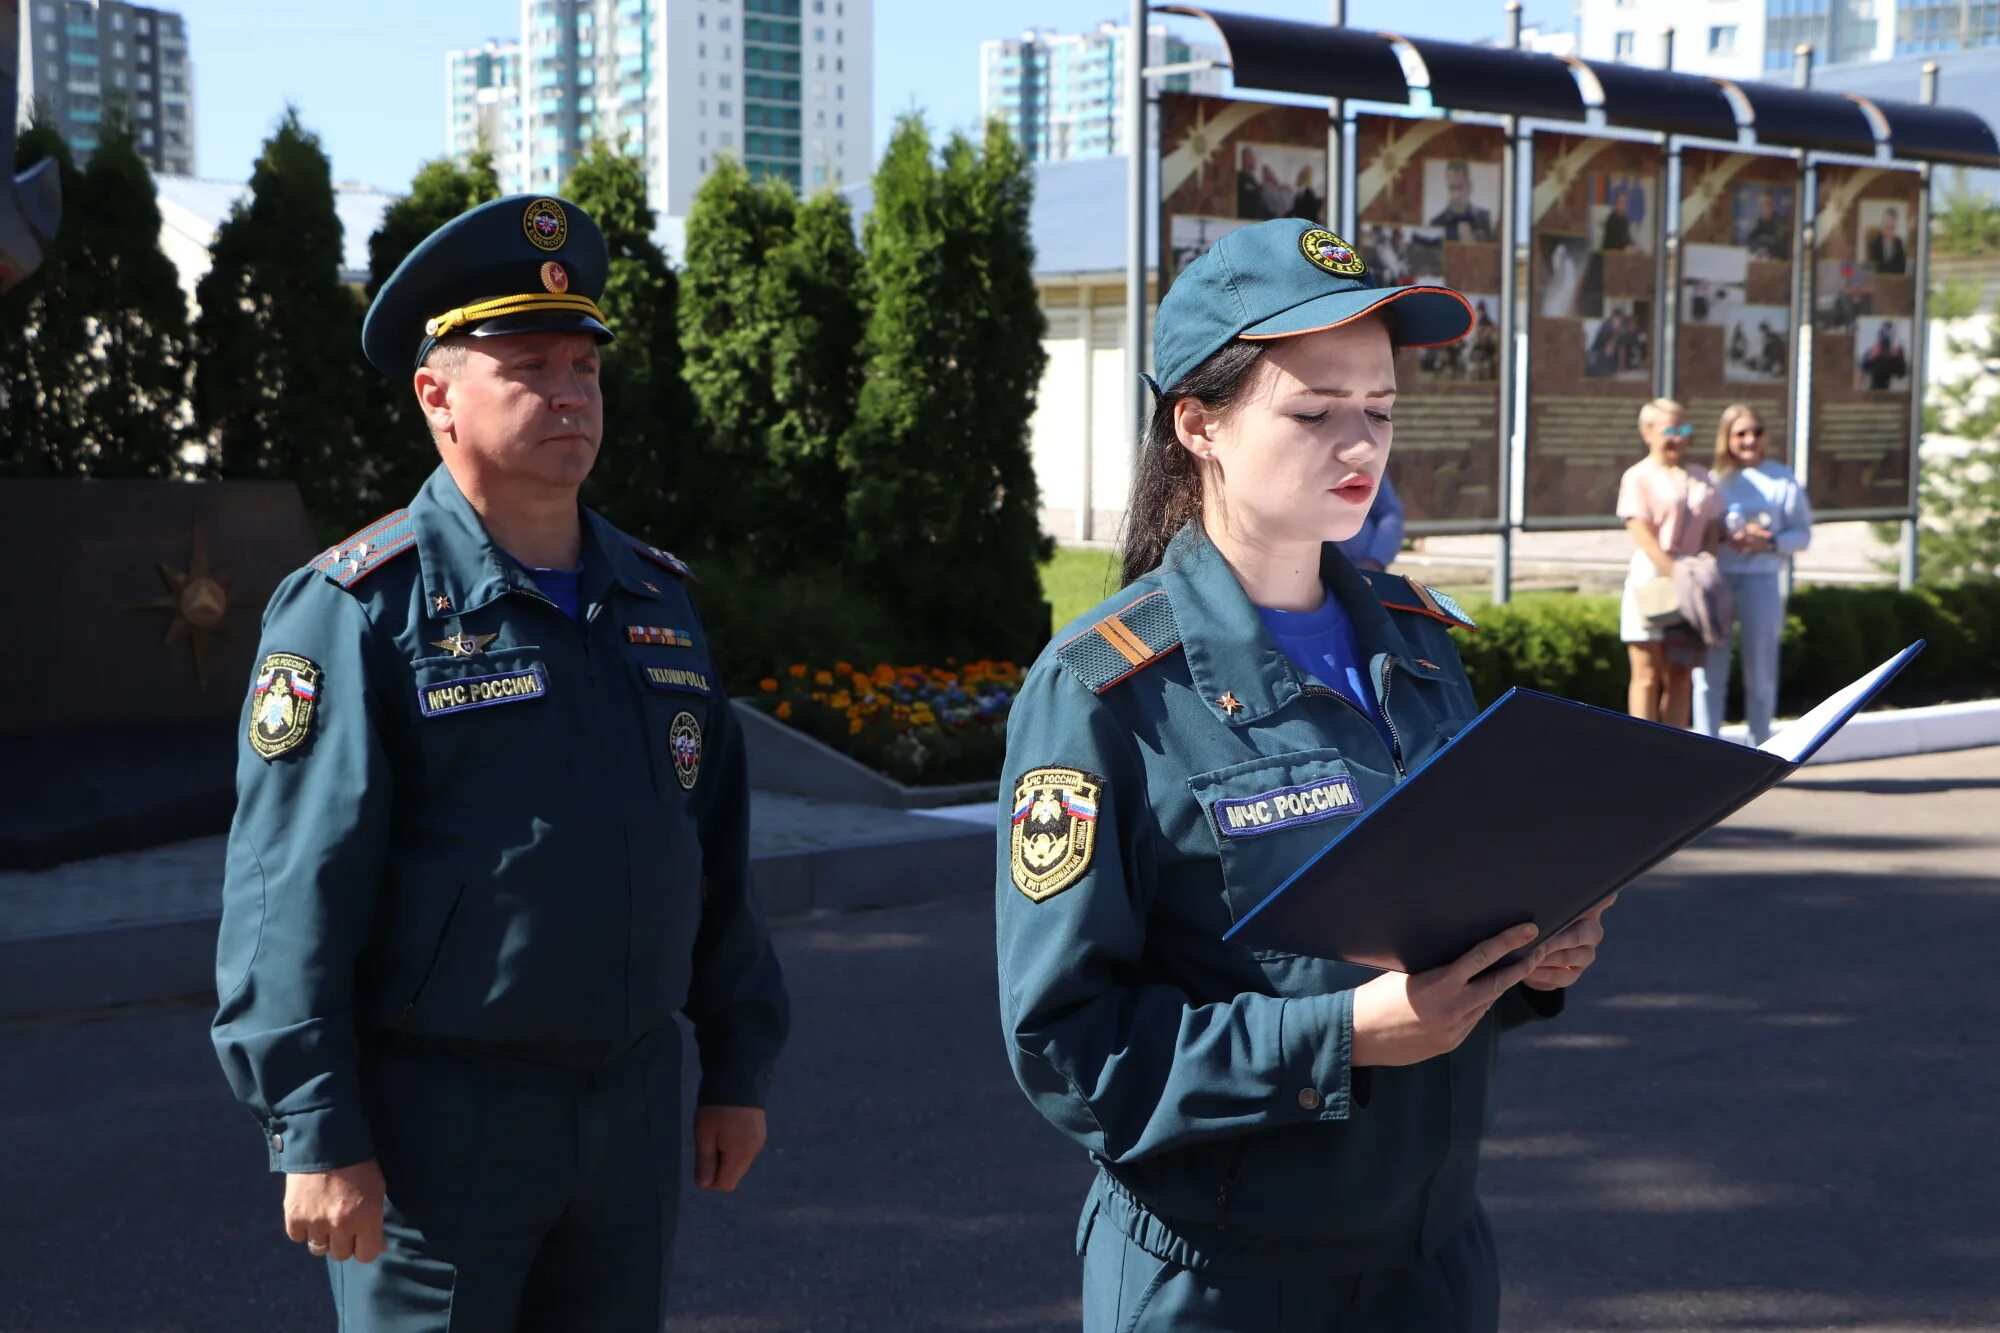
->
xmin=541 ymin=260 xmax=570 ymax=294
xmin=523 ymin=198 xmax=569 ymax=252
xmin=1300 ymin=227 xmax=1365 ymax=278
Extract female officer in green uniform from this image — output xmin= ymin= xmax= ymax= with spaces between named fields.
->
xmin=995 ymin=218 xmax=1615 ymax=1330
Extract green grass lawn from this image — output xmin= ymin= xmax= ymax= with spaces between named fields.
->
xmin=1040 ymin=546 xmax=1123 ymax=632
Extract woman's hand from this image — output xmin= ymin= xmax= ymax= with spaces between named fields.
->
xmin=1351 ymin=923 xmax=1542 ymax=1067
xmin=1523 ymin=895 xmax=1615 ymax=991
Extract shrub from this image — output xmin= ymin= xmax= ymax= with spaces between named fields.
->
xmin=1462 ymin=581 xmax=2000 ymax=716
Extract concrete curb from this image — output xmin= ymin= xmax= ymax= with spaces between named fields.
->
xmin=1755 ymin=698 xmax=2000 ymax=764
xmin=734 ymin=702 xmax=999 ymax=810
xmin=0 ymin=821 xmax=997 ymax=1022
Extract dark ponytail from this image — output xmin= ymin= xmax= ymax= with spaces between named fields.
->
xmin=1117 ymin=340 xmax=1269 ymax=586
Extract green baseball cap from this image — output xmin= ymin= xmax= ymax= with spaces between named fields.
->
xmin=1147 ymin=218 xmax=1474 ymax=395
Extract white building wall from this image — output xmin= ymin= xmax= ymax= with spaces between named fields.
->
xmin=1576 ymin=0 xmax=1768 ymax=79
xmin=1030 ymin=278 xmax=1155 ymax=543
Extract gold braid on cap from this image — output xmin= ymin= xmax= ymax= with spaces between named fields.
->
xmin=423 ymin=292 xmax=608 ymax=339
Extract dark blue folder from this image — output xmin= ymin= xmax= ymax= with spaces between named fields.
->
xmin=1223 ymin=642 xmax=1925 ymax=973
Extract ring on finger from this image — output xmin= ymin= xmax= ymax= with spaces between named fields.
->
xmin=307 ymin=1239 xmax=331 ymax=1256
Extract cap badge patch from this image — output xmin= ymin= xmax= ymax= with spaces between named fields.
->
xmin=670 ymin=711 xmax=703 ymax=790
xmin=541 ymin=260 xmax=570 ymax=294
xmin=248 ymin=652 xmax=321 ymax=761
xmin=523 ymin=197 xmax=569 ymax=252
xmin=1300 ymin=227 xmax=1365 ymax=278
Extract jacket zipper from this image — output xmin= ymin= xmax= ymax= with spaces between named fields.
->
xmin=1373 ymin=656 xmax=1407 ymax=777
xmin=1298 ymin=680 xmax=1405 ymax=779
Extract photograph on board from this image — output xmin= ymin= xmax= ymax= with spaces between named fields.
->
xmin=1590 ymin=172 xmax=1654 ymax=254
xmin=1170 ymin=215 xmax=1254 ymax=280
xmin=1417 ymin=293 xmax=1502 ymax=381
xmin=1724 ymin=307 xmax=1791 ymax=382
xmin=1733 ymin=183 xmax=1795 ymax=262
xmin=1237 ymin=143 xmax=1329 ymax=221
xmin=1583 ymin=297 xmax=1652 ymax=381
xmin=1816 ymin=259 xmax=1872 ymax=333
xmin=1682 ymin=243 xmax=1749 ymax=327
xmin=1858 ymin=199 xmax=1911 ymax=275
xmin=1360 ymin=223 xmax=1445 ymax=287
xmin=1423 ymin=159 xmax=1499 ymax=242
xmin=1857 ymin=318 xmax=1912 ymax=391
xmin=1538 ymin=233 xmax=1604 ymax=317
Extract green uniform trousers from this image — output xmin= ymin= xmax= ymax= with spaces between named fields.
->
xmin=1080 ymin=1186 xmax=1500 ymax=1332
xmin=326 ymin=1028 xmax=681 ymax=1332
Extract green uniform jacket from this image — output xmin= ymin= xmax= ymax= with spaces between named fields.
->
xmin=996 ymin=524 xmax=1559 ymax=1274
xmin=213 ymin=465 xmax=788 ymax=1173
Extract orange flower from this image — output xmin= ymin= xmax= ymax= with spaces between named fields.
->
xmin=776 ymin=701 xmax=793 ymax=719
xmin=813 ymin=669 xmax=834 ymax=686
xmin=788 ymin=664 xmax=808 ymax=679
xmin=849 ymin=717 xmax=864 ymax=735
xmin=758 ymin=678 xmax=779 ymax=693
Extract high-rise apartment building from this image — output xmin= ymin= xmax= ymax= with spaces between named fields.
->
xmin=446 ymin=39 xmax=526 ymax=193
xmin=1575 ymin=0 xmax=2000 ymax=79
xmin=453 ymin=0 xmax=871 ymax=222
xmin=980 ymin=22 xmax=1224 ymax=165
xmin=15 ymin=0 xmax=193 ymax=174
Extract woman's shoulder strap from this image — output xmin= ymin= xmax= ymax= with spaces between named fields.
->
xmin=1359 ymin=569 xmax=1479 ymax=632
xmin=1053 ymin=588 xmax=1184 ymax=695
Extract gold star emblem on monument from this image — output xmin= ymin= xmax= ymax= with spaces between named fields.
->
xmin=127 ymin=521 xmax=235 ymax=690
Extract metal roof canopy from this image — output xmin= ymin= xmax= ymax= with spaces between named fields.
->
xmin=1159 ymin=4 xmax=2000 ymax=167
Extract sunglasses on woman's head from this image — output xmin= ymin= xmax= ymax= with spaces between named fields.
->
xmin=1662 ymin=424 xmax=1694 ymax=439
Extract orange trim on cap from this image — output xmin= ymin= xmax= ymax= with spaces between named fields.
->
xmin=1236 ymin=285 xmax=1477 ymax=351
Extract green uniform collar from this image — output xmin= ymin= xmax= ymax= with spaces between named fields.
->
xmin=411 ymin=464 xmax=664 ymax=618
xmin=1155 ymin=522 xmax=1423 ymax=727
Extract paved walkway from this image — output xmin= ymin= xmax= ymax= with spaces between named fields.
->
xmin=2 ymin=746 xmax=1994 ymax=1331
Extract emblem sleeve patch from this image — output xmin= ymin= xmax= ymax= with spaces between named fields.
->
xmin=248 ymin=652 xmax=322 ymax=760
xmin=1009 ymin=767 xmax=1105 ymax=903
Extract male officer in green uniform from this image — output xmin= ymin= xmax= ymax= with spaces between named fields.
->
xmin=213 ymin=194 xmax=788 ymax=1331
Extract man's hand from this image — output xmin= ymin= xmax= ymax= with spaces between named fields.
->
xmin=284 ymin=1159 xmax=386 ymax=1263
xmin=694 ymin=1105 xmax=767 ymax=1193
xmin=1352 ymin=923 xmax=1542 ymax=1067
xmin=1524 ymin=894 xmax=1616 ymax=991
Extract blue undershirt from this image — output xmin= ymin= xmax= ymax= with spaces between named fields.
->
xmin=1256 ymin=587 xmax=1397 ymax=758
xmin=509 ymin=558 xmax=584 ymax=624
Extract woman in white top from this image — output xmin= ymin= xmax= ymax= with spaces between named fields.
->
xmin=1616 ymin=398 xmax=1724 ymax=727
xmin=1692 ymin=403 xmax=1814 ymax=745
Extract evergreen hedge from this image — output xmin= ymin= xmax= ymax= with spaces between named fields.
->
xmin=1455 ymin=582 xmax=2000 ymax=716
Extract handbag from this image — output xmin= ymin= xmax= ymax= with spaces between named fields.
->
xmin=1634 ymin=572 xmax=1684 ymax=628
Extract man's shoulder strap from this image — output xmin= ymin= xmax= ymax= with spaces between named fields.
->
xmin=310 ymin=510 xmax=417 ymax=591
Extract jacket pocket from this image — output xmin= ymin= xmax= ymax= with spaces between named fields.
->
xmin=397 ymin=883 xmax=466 ymax=1026
xmin=1187 ymin=748 xmax=1372 ymax=927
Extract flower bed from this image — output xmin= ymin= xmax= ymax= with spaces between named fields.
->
xmin=752 ymin=659 xmax=1022 ymax=786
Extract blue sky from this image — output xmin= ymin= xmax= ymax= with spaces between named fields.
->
xmin=172 ymin=0 xmax=1571 ymax=194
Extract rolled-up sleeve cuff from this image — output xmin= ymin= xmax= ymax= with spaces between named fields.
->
xmin=1498 ymin=984 xmax=1566 ymax=1032
xmin=1278 ymin=991 xmax=1354 ymax=1122
xmin=265 ymin=1104 xmax=375 ymax=1174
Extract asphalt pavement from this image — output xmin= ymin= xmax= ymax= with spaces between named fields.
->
xmin=3 ymin=746 xmax=1997 ymax=1332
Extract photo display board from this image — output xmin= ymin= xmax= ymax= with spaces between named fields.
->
xmin=1158 ymin=92 xmax=1331 ymax=300
xmin=1809 ymin=164 xmax=1923 ymax=516
xmin=1525 ymin=133 xmax=1666 ymax=522
xmin=1674 ymin=149 xmax=1801 ymax=468
xmin=1352 ymin=115 xmax=1506 ymax=525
